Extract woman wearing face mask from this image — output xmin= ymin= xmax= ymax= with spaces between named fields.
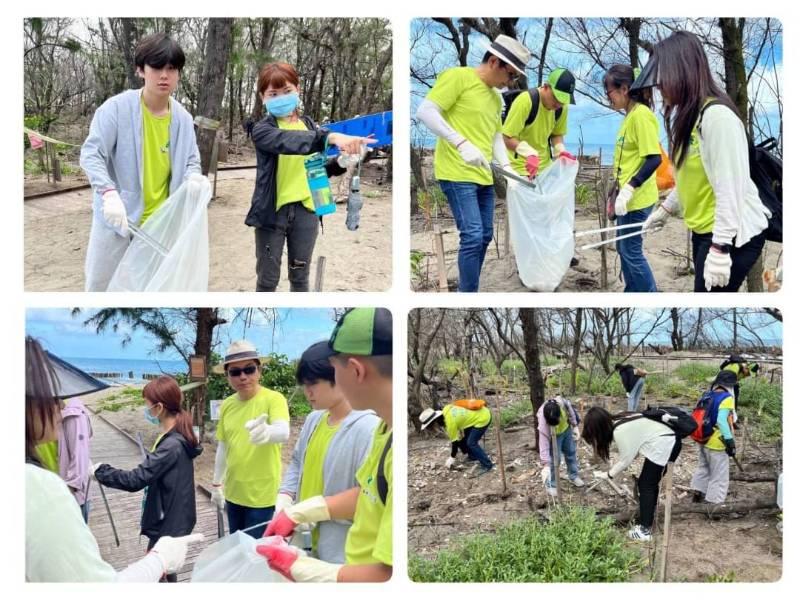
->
xmin=246 ymin=62 xmax=375 ymax=292
xmin=93 ymin=376 xmax=203 ymax=582
xmin=274 ymin=341 xmax=379 ymax=562
xmin=605 ymin=64 xmax=662 ymax=292
xmin=642 ymin=30 xmax=771 ymax=292
xmin=25 ymin=339 xmax=201 ymax=582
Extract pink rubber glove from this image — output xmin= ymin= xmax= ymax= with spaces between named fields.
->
xmin=525 ymin=155 xmax=540 ymax=179
xmin=559 ymin=150 xmax=577 ymax=162
xmin=264 ymin=510 xmax=298 ymax=539
xmin=256 ymin=537 xmax=298 ymax=581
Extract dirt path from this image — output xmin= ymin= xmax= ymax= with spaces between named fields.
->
xmin=410 ymin=201 xmax=781 ymax=292
xmin=25 ymin=163 xmax=392 ymax=292
xmin=408 ymin=392 xmax=782 ymax=582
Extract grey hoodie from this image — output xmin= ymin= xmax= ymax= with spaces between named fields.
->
xmin=280 ymin=409 xmax=379 ymax=563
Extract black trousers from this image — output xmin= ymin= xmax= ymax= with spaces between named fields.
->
xmin=691 ymin=231 xmax=766 ymax=292
xmin=255 ymin=203 xmax=319 ymax=292
xmin=638 ymin=437 xmax=682 ymax=529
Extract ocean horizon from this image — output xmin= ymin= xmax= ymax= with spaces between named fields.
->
xmin=62 ymin=356 xmax=186 ymax=383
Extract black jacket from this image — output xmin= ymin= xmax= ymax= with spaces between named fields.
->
xmin=617 ymin=365 xmax=641 ymax=393
xmin=95 ymin=430 xmax=202 ymax=539
xmin=245 ymin=114 xmax=346 ymax=229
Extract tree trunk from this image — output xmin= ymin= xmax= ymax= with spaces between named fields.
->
xmin=196 ymin=18 xmax=234 ymax=174
xmin=570 ymin=308 xmax=583 ymax=394
xmin=193 ymin=308 xmax=226 ymax=436
xmin=621 ymin=18 xmax=642 ymax=68
xmin=519 ymin=309 xmax=545 ymax=450
xmin=670 ymin=308 xmax=683 ymax=351
xmin=537 ymin=18 xmax=553 ymax=86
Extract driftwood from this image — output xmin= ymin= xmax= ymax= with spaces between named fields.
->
xmin=598 ymin=499 xmax=777 ymax=523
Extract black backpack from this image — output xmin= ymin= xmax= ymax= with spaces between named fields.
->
xmin=615 ymin=406 xmax=697 ymax=439
xmin=698 ymin=100 xmax=782 ymax=243
xmin=376 ymin=433 xmax=392 ymax=505
xmin=501 ymin=87 xmax=563 ymax=128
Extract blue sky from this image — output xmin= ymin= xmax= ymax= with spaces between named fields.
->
xmin=26 ymin=308 xmax=340 ymax=362
xmin=411 ymin=18 xmax=782 ymax=149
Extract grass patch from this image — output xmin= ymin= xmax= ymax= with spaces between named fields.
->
xmin=409 ymin=506 xmax=644 ymax=582
xmin=499 ymin=399 xmax=531 ymax=427
xmin=673 ymin=363 xmax=719 ymax=386
xmin=97 ymin=388 xmax=143 ymax=413
xmin=738 ymin=378 xmax=782 ymax=441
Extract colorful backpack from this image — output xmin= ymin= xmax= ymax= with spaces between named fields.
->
xmin=453 ymin=399 xmax=487 ymax=411
xmin=691 ymin=390 xmax=730 ymax=443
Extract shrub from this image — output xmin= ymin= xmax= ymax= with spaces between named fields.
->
xmin=409 ymin=506 xmax=644 ymax=582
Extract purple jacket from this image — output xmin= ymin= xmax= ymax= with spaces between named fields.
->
xmin=58 ymin=399 xmax=93 ymax=505
xmin=537 ymin=396 xmax=579 ymax=465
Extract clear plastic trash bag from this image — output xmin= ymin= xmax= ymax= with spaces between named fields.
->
xmin=191 ymin=531 xmax=291 ymax=582
xmin=506 ymin=158 xmax=579 ymax=291
xmin=107 ymin=177 xmax=212 ymax=292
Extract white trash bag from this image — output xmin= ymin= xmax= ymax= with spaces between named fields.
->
xmin=506 ymin=158 xmax=579 ymax=291
xmin=191 ymin=531 xmax=292 ymax=582
xmin=107 ymin=176 xmax=212 ymax=292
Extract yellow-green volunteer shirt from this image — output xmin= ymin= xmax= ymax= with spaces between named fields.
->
xmin=554 ymin=406 xmax=569 ymax=436
xmin=675 ymin=99 xmax=716 ymax=233
xmin=141 ymin=98 xmax=172 ymax=224
xmin=276 ymin=119 xmax=315 ymax=212
xmin=613 ymin=103 xmax=660 ymax=212
xmin=344 ymin=421 xmax=392 ymax=566
xmin=216 ymin=387 xmax=290 ymax=507
xmin=442 ymin=404 xmax=492 ymax=442
xmin=35 ymin=441 xmax=59 ymax=473
xmin=705 ymin=394 xmax=735 ymax=451
xmin=298 ymin=412 xmax=340 ymax=551
xmin=502 ymin=89 xmax=568 ymax=175
xmin=427 ymin=67 xmax=502 ymax=185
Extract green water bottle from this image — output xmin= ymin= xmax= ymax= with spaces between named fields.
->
xmin=304 ymin=153 xmax=336 ymax=216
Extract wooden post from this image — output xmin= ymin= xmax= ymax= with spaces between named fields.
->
xmin=492 ymin=405 xmax=508 ymax=495
xmin=657 ymin=463 xmax=675 ymax=582
xmin=551 ymin=425 xmax=561 ymax=501
xmin=52 ymin=156 xmax=62 ymax=183
xmin=209 ymin=137 xmax=220 ymax=199
xmin=433 ymin=225 xmax=449 ymax=292
xmin=314 ymin=256 xmax=326 ymax=292
xmin=595 ymin=148 xmax=608 ymax=289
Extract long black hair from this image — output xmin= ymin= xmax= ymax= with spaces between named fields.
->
xmin=25 ymin=337 xmax=61 ymax=464
xmin=653 ymin=30 xmax=740 ymax=169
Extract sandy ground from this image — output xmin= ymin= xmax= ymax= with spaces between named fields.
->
xmin=410 ymin=199 xmax=782 ymax=293
xmin=408 ymin=389 xmax=782 ymax=582
xmin=24 ymin=162 xmax=392 ymax=292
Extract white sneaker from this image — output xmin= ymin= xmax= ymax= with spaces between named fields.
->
xmin=546 ymin=486 xmax=558 ymax=497
xmin=627 ymin=525 xmax=652 ymax=541
xmin=571 ymin=476 xmax=585 ymax=487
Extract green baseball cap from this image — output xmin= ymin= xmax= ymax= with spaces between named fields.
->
xmin=329 ymin=308 xmax=392 ymax=356
xmin=547 ymin=68 xmax=577 ymax=105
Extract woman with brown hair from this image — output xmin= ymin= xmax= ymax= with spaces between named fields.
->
xmin=94 ymin=376 xmax=203 ymax=582
xmin=246 ymin=62 xmax=375 ymax=292
xmin=25 ymin=339 xmax=201 ymax=581
xmin=641 ymin=30 xmax=771 ymax=292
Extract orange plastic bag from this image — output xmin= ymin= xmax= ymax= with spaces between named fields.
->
xmin=656 ymin=145 xmax=675 ymax=191
xmin=453 ymin=399 xmax=487 ymax=410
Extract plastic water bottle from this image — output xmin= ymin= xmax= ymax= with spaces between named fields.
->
xmin=304 ymin=153 xmax=336 ymax=216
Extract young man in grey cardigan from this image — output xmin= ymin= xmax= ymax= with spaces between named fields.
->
xmin=275 ymin=341 xmax=379 ymax=563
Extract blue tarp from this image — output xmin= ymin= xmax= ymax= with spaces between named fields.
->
xmin=325 ymin=111 xmax=392 ymax=156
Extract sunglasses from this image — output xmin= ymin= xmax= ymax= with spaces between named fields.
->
xmin=227 ymin=365 xmax=258 ymax=377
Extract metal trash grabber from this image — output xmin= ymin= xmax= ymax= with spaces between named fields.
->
xmin=575 ymin=222 xmax=652 ymax=238
xmin=96 ymin=479 xmax=120 ymax=547
xmin=580 ymin=225 xmax=662 ymax=251
xmin=490 ymin=164 xmax=538 ymax=190
xmin=127 ymin=220 xmax=170 ymax=257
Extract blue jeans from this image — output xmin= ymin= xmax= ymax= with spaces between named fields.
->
xmin=547 ymin=429 xmax=579 ymax=487
xmin=458 ymin=422 xmax=493 ymax=469
xmin=226 ymin=501 xmax=275 ymax=539
xmin=616 ymin=206 xmax=658 ymax=292
xmin=627 ymin=377 xmax=646 ymax=412
xmin=439 ymin=181 xmax=495 ymax=292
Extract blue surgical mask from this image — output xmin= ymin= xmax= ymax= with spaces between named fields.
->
xmin=144 ymin=406 xmax=160 ymax=425
xmin=265 ymin=92 xmax=299 ymax=117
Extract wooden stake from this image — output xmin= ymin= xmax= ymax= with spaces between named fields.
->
xmin=550 ymin=425 xmax=561 ymax=501
xmin=492 ymin=406 xmax=508 ymax=495
xmin=433 ymin=225 xmax=449 ymax=292
xmin=657 ymin=463 xmax=674 ymax=582
xmin=314 ymin=256 xmax=326 ymax=292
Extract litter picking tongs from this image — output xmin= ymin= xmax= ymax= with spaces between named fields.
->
xmin=577 ymin=223 xmax=662 ymax=251
xmin=92 ymin=477 xmax=121 ymax=547
xmin=127 ymin=219 xmax=169 ymax=257
xmin=491 ymin=163 xmax=538 ymax=190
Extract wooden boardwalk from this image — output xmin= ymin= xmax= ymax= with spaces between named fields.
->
xmin=87 ymin=413 xmax=219 ymax=582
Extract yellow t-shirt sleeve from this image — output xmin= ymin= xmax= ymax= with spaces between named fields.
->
xmin=427 ymin=68 xmax=464 ymax=112
xmin=632 ymin=109 xmax=660 ymax=158
xmin=553 ymin=105 xmax=568 ymax=137
xmin=269 ymin=393 xmax=291 ymax=423
xmin=501 ymin=91 xmax=532 ymax=139
xmin=216 ymin=402 xmax=227 ymax=442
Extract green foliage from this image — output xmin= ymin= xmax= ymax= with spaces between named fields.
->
xmin=737 ymin=378 xmax=782 ymax=441
xmin=673 ymin=363 xmax=719 ymax=386
xmin=500 ymin=359 xmax=525 ymax=379
xmin=706 ymin=571 xmax=736 ymax=582
xmin=499 ymin=399 xmax=531 ymax=427
xmin=409 ymin=506 xmax=644 ymax=582
xmin=575 ymin=183 xmax=594 ymax=207
xmin=97 ymin=388 xmax=144 ymax=413
xmin=438 ymin=358 xmax=465 ymax=377
xmin=417 ymin=186 xmax=448 ymax=214
xmin=480 ymin=359 xmax=498 ymax=377
xmin=410 ymin=250 xmax=425 ymax=283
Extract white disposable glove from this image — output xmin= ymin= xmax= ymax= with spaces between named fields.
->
xmin=643 ymin=205 xmax=670 ymax=231
xmin=593 ymin=470 xmax=610 ymax=481
xmin=275 ymin=493 xmax=294 ymax=514
xmin=210 ymin=484 xmax=225 ymax=509
xmin=540 ymin=466 xmax=551 ymax=485
xmin=246 ymin=414 xmax=272 ymax=445
xmin=515 ymin=141 xmax=538 ymax=158
xmin=445 ymin=457 xmax=456 ymax=470
xmin=101 ymin=190 xmax=129 ymax=236
xmin=457 ymin=140 xmax=489 ymax=168
xmin=703 ymin=248 xmax=732 ymax=291
xmin=615 ymin=184 xmax=634 ymax=216
xmin=572 ymin=428 xmax=580 ymax=443
xmin=151 ymin=533 xmax=205 ymax=574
